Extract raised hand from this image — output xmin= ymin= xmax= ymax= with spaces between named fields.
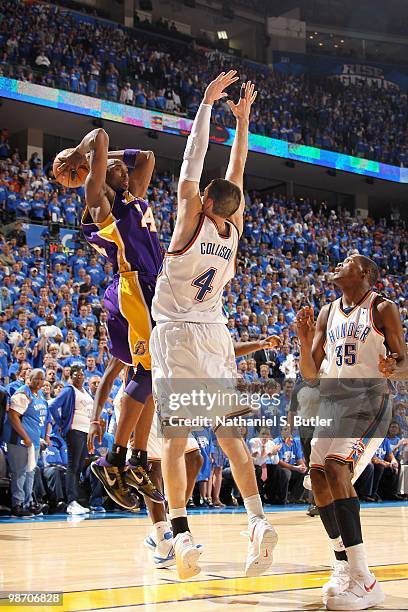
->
xmin=203 ymin=70 xmax=239 ymax=106
xmin=57 ymin=148 xmax=87 ymax=174
xmin=295 ymin=306 xmax=316 ymax=346
xmin=226 ymin=80 xmax=258 ymax=121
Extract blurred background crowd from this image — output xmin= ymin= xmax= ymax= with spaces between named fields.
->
xmin=0 ymin=134 xmax=406 ymax=517
xmin=1 ymin=0 xmax=408 ymax=166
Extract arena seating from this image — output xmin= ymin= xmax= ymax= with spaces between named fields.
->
xmin=0 ymin=136 xmax=406 ymax=512
xmin=1 ymin=0 xmax=408 ymax=165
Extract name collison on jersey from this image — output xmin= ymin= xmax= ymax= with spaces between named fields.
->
xmin=152 ymin=215 xmax=238 ymax=323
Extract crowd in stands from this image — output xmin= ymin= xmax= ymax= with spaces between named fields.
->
xmin=1 ymin=0 xmax=408 ymax=166
xmin=0 ymin=139 xmax=407 ymax=517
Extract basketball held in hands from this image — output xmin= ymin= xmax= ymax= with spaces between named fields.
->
xmin=53 ymin=148 xmax=89 ymax=188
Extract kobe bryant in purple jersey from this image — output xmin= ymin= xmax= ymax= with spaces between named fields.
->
xmin=58 ymin=129 xmax=164 ymax=509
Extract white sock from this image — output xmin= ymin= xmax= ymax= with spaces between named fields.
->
xmin=330 ymin=536 xmax=346 ymax=554
xmin=244 ymin=494 xmax=265 ymax=522
xmin=346 ymin=543 xmax=372 ymax=581
xmin=154 ymin=521 xmax=169 ymax=541
xmin=169 ymin=507 xmax=187 ymax=520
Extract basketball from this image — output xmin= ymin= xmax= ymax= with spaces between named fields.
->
xmin=53 ymin=148 xmax=89 ymax=188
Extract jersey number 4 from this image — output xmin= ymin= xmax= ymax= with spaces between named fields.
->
xmin=192 ymin=267 xmax=217 ymax=301
xmin=335 ymin=343 xmax=356 ymax=366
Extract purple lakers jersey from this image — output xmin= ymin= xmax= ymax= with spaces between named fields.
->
xmin=81 ymin=190 xmax=162 ymax=276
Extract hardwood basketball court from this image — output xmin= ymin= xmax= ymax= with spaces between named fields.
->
xmin=0 ymin=504 xmax=407 ymax=611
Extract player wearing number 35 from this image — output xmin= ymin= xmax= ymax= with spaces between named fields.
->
xmin=296 ymin=253 xmax=406 ymax=611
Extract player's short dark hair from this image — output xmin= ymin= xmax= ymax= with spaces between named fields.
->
xmin=357 ymin=255 xmax=379 ymax=286
xmin=70 ymin=365 xmax=83 ymax=377
xmin=206 ymin=178 xmax=241 ymax=218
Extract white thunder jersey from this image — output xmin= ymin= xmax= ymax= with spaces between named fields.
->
xmin=322 ymin=290 xmax=386 ymax=379
xmin=152 ymin=214 xmax=238 ymax=323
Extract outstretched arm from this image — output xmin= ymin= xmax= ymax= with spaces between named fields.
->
xmin=225 ymin=81 xmax=257 ymax=236
xmin=107 ymin=149 xmax=155 ymax=199
xmin=170 ymin=71 xmax=239 ymax=252
xmin=234 ymin=335 xmax=281 ymax=358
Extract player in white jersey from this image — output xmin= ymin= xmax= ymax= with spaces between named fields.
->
xmin=296 ymin=254 xmax=406 ymax=611
xmin=150 ymin=72 xmax=277 ymax=579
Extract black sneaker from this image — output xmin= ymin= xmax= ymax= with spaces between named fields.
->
xmin=306 ymin=504 xmax=320 ymax=517
xmin=187 ymin=498 xmax=195 ymax=508
xmin=91 ymin=457 xmax=139 ymax=510
xmin=124 ymin=464 xmax=165 ymax=503
xmin=11 ymin=505 xmax=34 ymax=519
xmin=28 ymin=502 xmax=48 ymax=516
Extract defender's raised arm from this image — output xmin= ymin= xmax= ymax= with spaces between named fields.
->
xmin=225 ymin=81 xmax=257 ymax=236
xmin=170 ymin=71 xmax=239 ymax=251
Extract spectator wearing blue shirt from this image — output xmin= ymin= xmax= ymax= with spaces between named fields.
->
xmin=74 ymin=304 xmax=95 ymax=331
xmin=83 ymin=356 xmax=103 ymax=380
xmin=274 ymin=426 xmax=307 ymax=503
xmin=63 ymin=196 xmax=77 ymax=226
xmin=278 ymin=380 xmax=295 ymax=418
xmin=70 ymin=248 xmax=88 ymax=277
xmin=386 ymin=421 xmax=405 ymax=461
xmin=8 ymin=347 xmax=28 ymax=381
xmin=7 ymin=362 xmax=32 ymax=397
xmin=62 ymin=344 xmax=86 ymax=369
xmin=371 ymin=434 xmax=399 ymax=501
xmin=30 ymin=192 xmax=46 ymax=221
xmin=0 ymin=182 xmax=8 ymax=210
xmin=39 ymin=433 xmax=68 ymax=513
xmin=78 ymin=324 xmax=98 ymax=357
xmin=48 ymin=194 xmax=63 ymax=222
xmin=0 ymin=329 xmax=11 ymax=384
xmin=87 ymin=76 xmax=98 ymax=96
xmin=193 ymin=428 xmax=213 ymax=507
xmin=2 ymin=369 xmax=47 ymax=517
xmin=7 ymin=190 xmax=20 ymax=216
xmin=86 ymin=256 xmax=104 ymax=285
xmin=16 ymin=194 xmax=31 ymax=218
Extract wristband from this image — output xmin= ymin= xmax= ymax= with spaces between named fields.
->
xmin=91 ymin=420 xmax=101 ymax=425
xmin=123 ymin=148 xmax=141 ymax=168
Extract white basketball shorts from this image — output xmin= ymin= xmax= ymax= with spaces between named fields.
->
xmin=150 ymin=321 xmax=249 ymax=427
xmin=310 ymin=392 xmax=391 ymax=482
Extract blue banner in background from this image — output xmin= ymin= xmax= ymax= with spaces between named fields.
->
xmin=60 ymin=228 xmax=80 ymax=250
xmin=25 ymin=224 xmax=79 ymax=250
xmin=25 ymin=224 xmax=47 ymax=248
xmin=272 ymin=51 xmax=408 ymax=93
xmin=1 ymin=78 xmax=407 ymax=183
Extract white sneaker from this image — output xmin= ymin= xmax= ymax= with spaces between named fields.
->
xmin=245 ymin=517 xmax=278 ymax=577
xmin=144 ymin=532 xmax=157 ymax=552
xmin=66 ymin=501 xmax=90 ymax=515
xmin=303 ymin=474 xmax=312 ymax=491
xmin=173 ymin=531 xmax=202 ymax=579
xmin=154 ymin=531 xmax=176 ymax=568
xmin=326 ymin=573 xmax=385 ymax=610
xmin=322 ymin=560 xmax=351 ymax=604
